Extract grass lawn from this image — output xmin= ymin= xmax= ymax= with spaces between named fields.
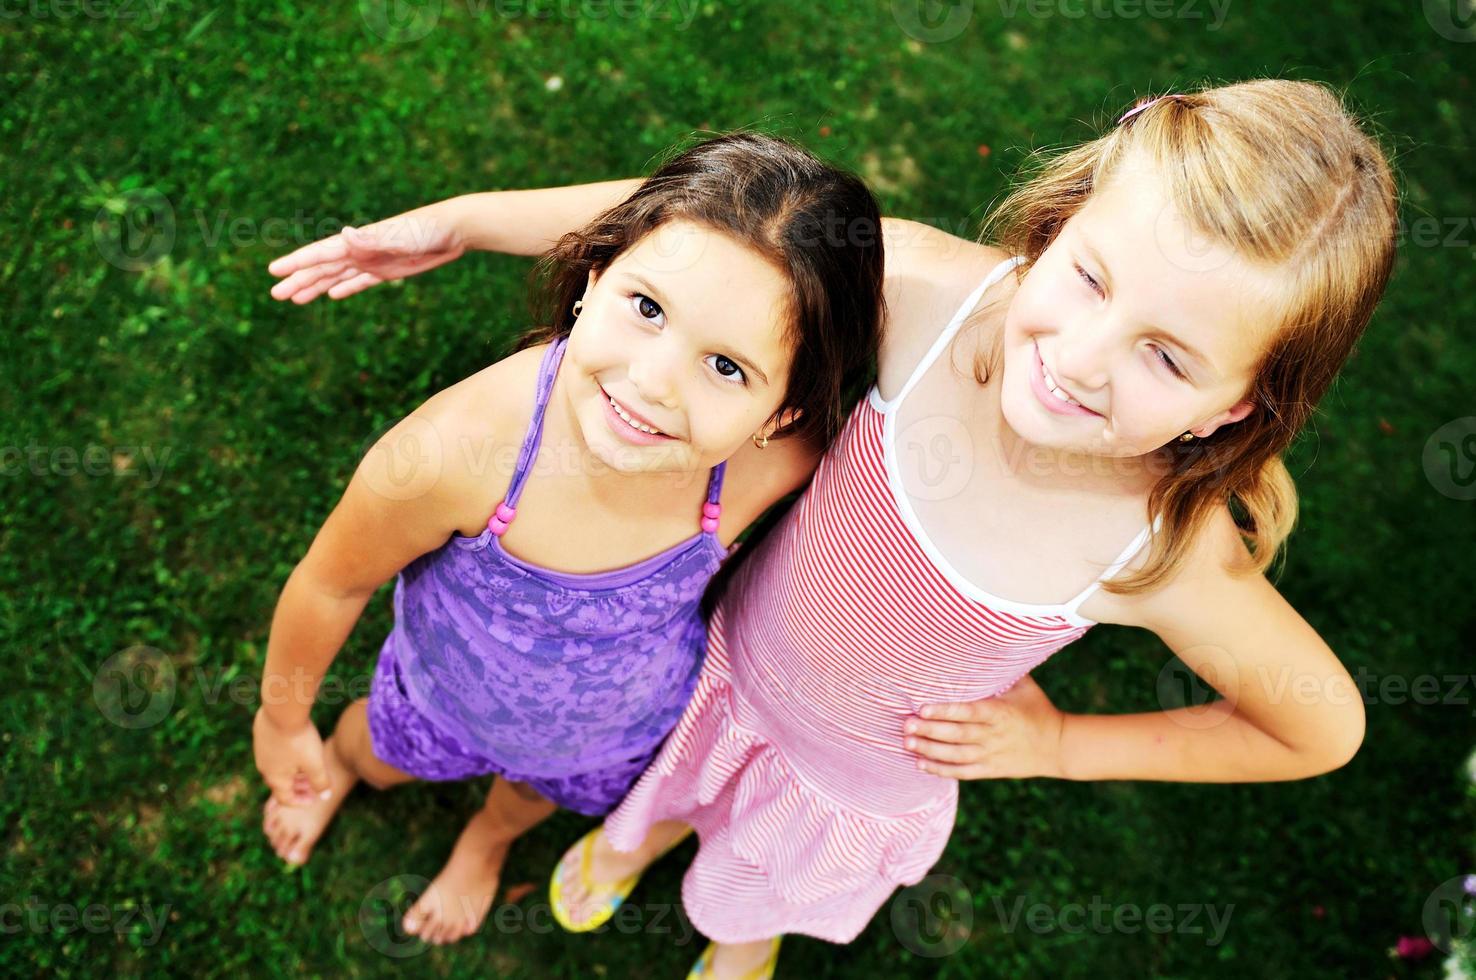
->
xmin=3 ymin=1 xmax=1475 ymax=975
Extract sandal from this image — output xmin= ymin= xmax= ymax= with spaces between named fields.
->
xmin=549 ymin=824 xmax=691 ymax=933
xmin=687 ymin=936 xmax=782 ymax=979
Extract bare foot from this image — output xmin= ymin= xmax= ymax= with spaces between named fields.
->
xmin=556 ymin=822 xmax=688 ymax=927
xmin=401 ymin=807 xmax=514 ymax=946
xmin=261 ymin=735 xmax=357 ymax=866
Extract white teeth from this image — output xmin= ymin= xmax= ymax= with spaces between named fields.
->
xmin=608 ymin=394 xmax=664 ymax=435
xmin=1040 ymin=360 xmax=1081 ymax=407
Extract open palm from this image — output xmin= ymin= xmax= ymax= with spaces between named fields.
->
xmin=267 ymin=210 xmax=467 ymax=304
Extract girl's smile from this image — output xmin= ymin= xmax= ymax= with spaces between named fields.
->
xmin=1029 ymin=341 xmax=1102 ymax=419
xmin=600 ymin=383 xmax=678 ymax=444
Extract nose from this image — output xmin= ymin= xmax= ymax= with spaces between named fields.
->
xmin=627 ymin=342 xmax=681 ymax=410
xmin=1052 ymin=312 xmax=1114 ymax=393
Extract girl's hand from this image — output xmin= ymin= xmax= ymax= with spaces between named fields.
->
xmin=267 ymin=207 xmax=466 ymax=304
xmin=252 ymin=707 xmax=333 ymax=806
xmin=904 ymin=674 xmax=1067 ymax=780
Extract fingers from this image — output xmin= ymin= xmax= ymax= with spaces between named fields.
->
xmin=289 ymin=266 xmax=362 ymax=305
xmin=907 ymin=734 xmax=982 ymax=765
xmin=917 ymin=759 xmax=993 ymax=780
xmin=267 ymin=234 xmax=348 ymax=279
xmin=270 ymin=259 xmax=354 ymax=303
xmin=327 ymin=271 xmax=383 ymax=299
xmin=305 ymin=760 xmax=333 ymax=802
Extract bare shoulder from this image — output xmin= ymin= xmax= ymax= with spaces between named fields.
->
xmin=712 ymin=431 xmax=824 ymax=546
xmin=878 ymin=218 xmax=1016 ymax=400
xmin=390 ymin=342 xmax=546 ymax=533
xmin=1088 ymin=504 xmax=1266 ymax=630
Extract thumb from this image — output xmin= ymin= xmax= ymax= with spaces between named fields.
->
xmin=304 ymin=757 xmax=333 ymax=801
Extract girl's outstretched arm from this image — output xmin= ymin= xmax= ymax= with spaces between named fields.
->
xmin=907 ymin=512 xmax=1367 ymax=784
xmin=254 ymin=375 xmax=509 ymax=805
xmin=267 ymin=180 xmax=640 ymax=303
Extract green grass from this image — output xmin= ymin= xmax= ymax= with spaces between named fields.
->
xmin=4 ymin=1 xmax=1475 ymax=975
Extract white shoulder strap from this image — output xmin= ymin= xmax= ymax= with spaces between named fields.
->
xmin=891 ymin=255 xmax=1023 ymax=409
xmin=1062 ymin=513 xmax=1166 ymax=615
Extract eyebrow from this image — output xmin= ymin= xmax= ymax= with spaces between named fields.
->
xmin=627 ymin=274 xmax=772 ymax=387
xmin=1078 ymin=237 xmax=1218 ymax=381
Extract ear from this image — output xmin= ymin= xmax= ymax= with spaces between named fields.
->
xmin=585 ymin=268 xmax=598 ymax=292
xmin=1191 ymin=399 xmax=1254 ymax=439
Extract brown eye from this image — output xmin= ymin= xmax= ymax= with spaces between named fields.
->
xmin=704 ymin=354 xmax=747 ymax=386
xmin=635 ymin=294 xmax=662 ymax=321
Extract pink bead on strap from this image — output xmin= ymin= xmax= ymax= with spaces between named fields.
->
xmin=488 ymin=501 xmax=517 ymax=536
xmin=700 ymin=516 xmax=720 ymax=534
xmin=702 ymin=502 xmax=721 ymax=519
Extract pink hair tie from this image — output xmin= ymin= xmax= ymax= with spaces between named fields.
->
xmin=1118 ymin=94 xmax=1183 ymax=125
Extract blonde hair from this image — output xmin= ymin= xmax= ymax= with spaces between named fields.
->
xmin=981 ymin=79 xmax=1398 ymax=594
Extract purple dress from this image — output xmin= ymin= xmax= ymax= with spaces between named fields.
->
xmin=366 ymin=337 xmax=729 ymax=815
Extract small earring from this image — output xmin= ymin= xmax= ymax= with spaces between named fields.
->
xmin=572 ymin=299 xmax=584 ymax=317
xmin=752 ymin=432 xmax=770 ymax=450
xmin=1178 ymin=431 xmax=1195 ymax=442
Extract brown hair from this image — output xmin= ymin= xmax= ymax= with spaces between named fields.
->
xmin=515 ymin=131 xmax=885 ymax=451
xmin=981 ymin=79 xmax=1398 ymax=593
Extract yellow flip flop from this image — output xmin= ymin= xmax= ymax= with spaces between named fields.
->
xmin=549 ymin=824 xmax=691 ymax=933
xmin=687 ymin=936 xmax=782 ymax=979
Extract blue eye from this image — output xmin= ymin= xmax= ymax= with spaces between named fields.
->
xmin=706 ymin=354 xmax=747 ymax=386
xmin=1074 ymin=263 xmax=1104 ymax=296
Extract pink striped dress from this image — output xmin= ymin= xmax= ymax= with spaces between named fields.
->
xmin=602 ymin=258 xmax=1153 ymax=944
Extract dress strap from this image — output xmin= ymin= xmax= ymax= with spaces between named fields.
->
xmin=489 ymin=337 xmax=567 ymax=536
xmin=1061 ymin=513 xmax=1166 ymax=615
xmin=699 ymin=460 xmax=728 ymax=536
xmin=888 ymin=255 xmax=1023 ymax=411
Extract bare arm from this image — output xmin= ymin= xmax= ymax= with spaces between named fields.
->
xmin=259 ymin=398 xmax=487 ymax=730
xmin=443 ymin=180 xmax=642 ymax=255
xmin=1056 ymin=516 xmax=1366 ymax=783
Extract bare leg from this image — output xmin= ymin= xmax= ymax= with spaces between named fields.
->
xmin=705 ymin=939 xmax=782 ymax=978
xmin=402 ymin=777 xmax=558 ymax=945
xmin=555 ymin=819 xmax=693 ymax=927
xmin=262 ymin=697 xmax=415 ymax=866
